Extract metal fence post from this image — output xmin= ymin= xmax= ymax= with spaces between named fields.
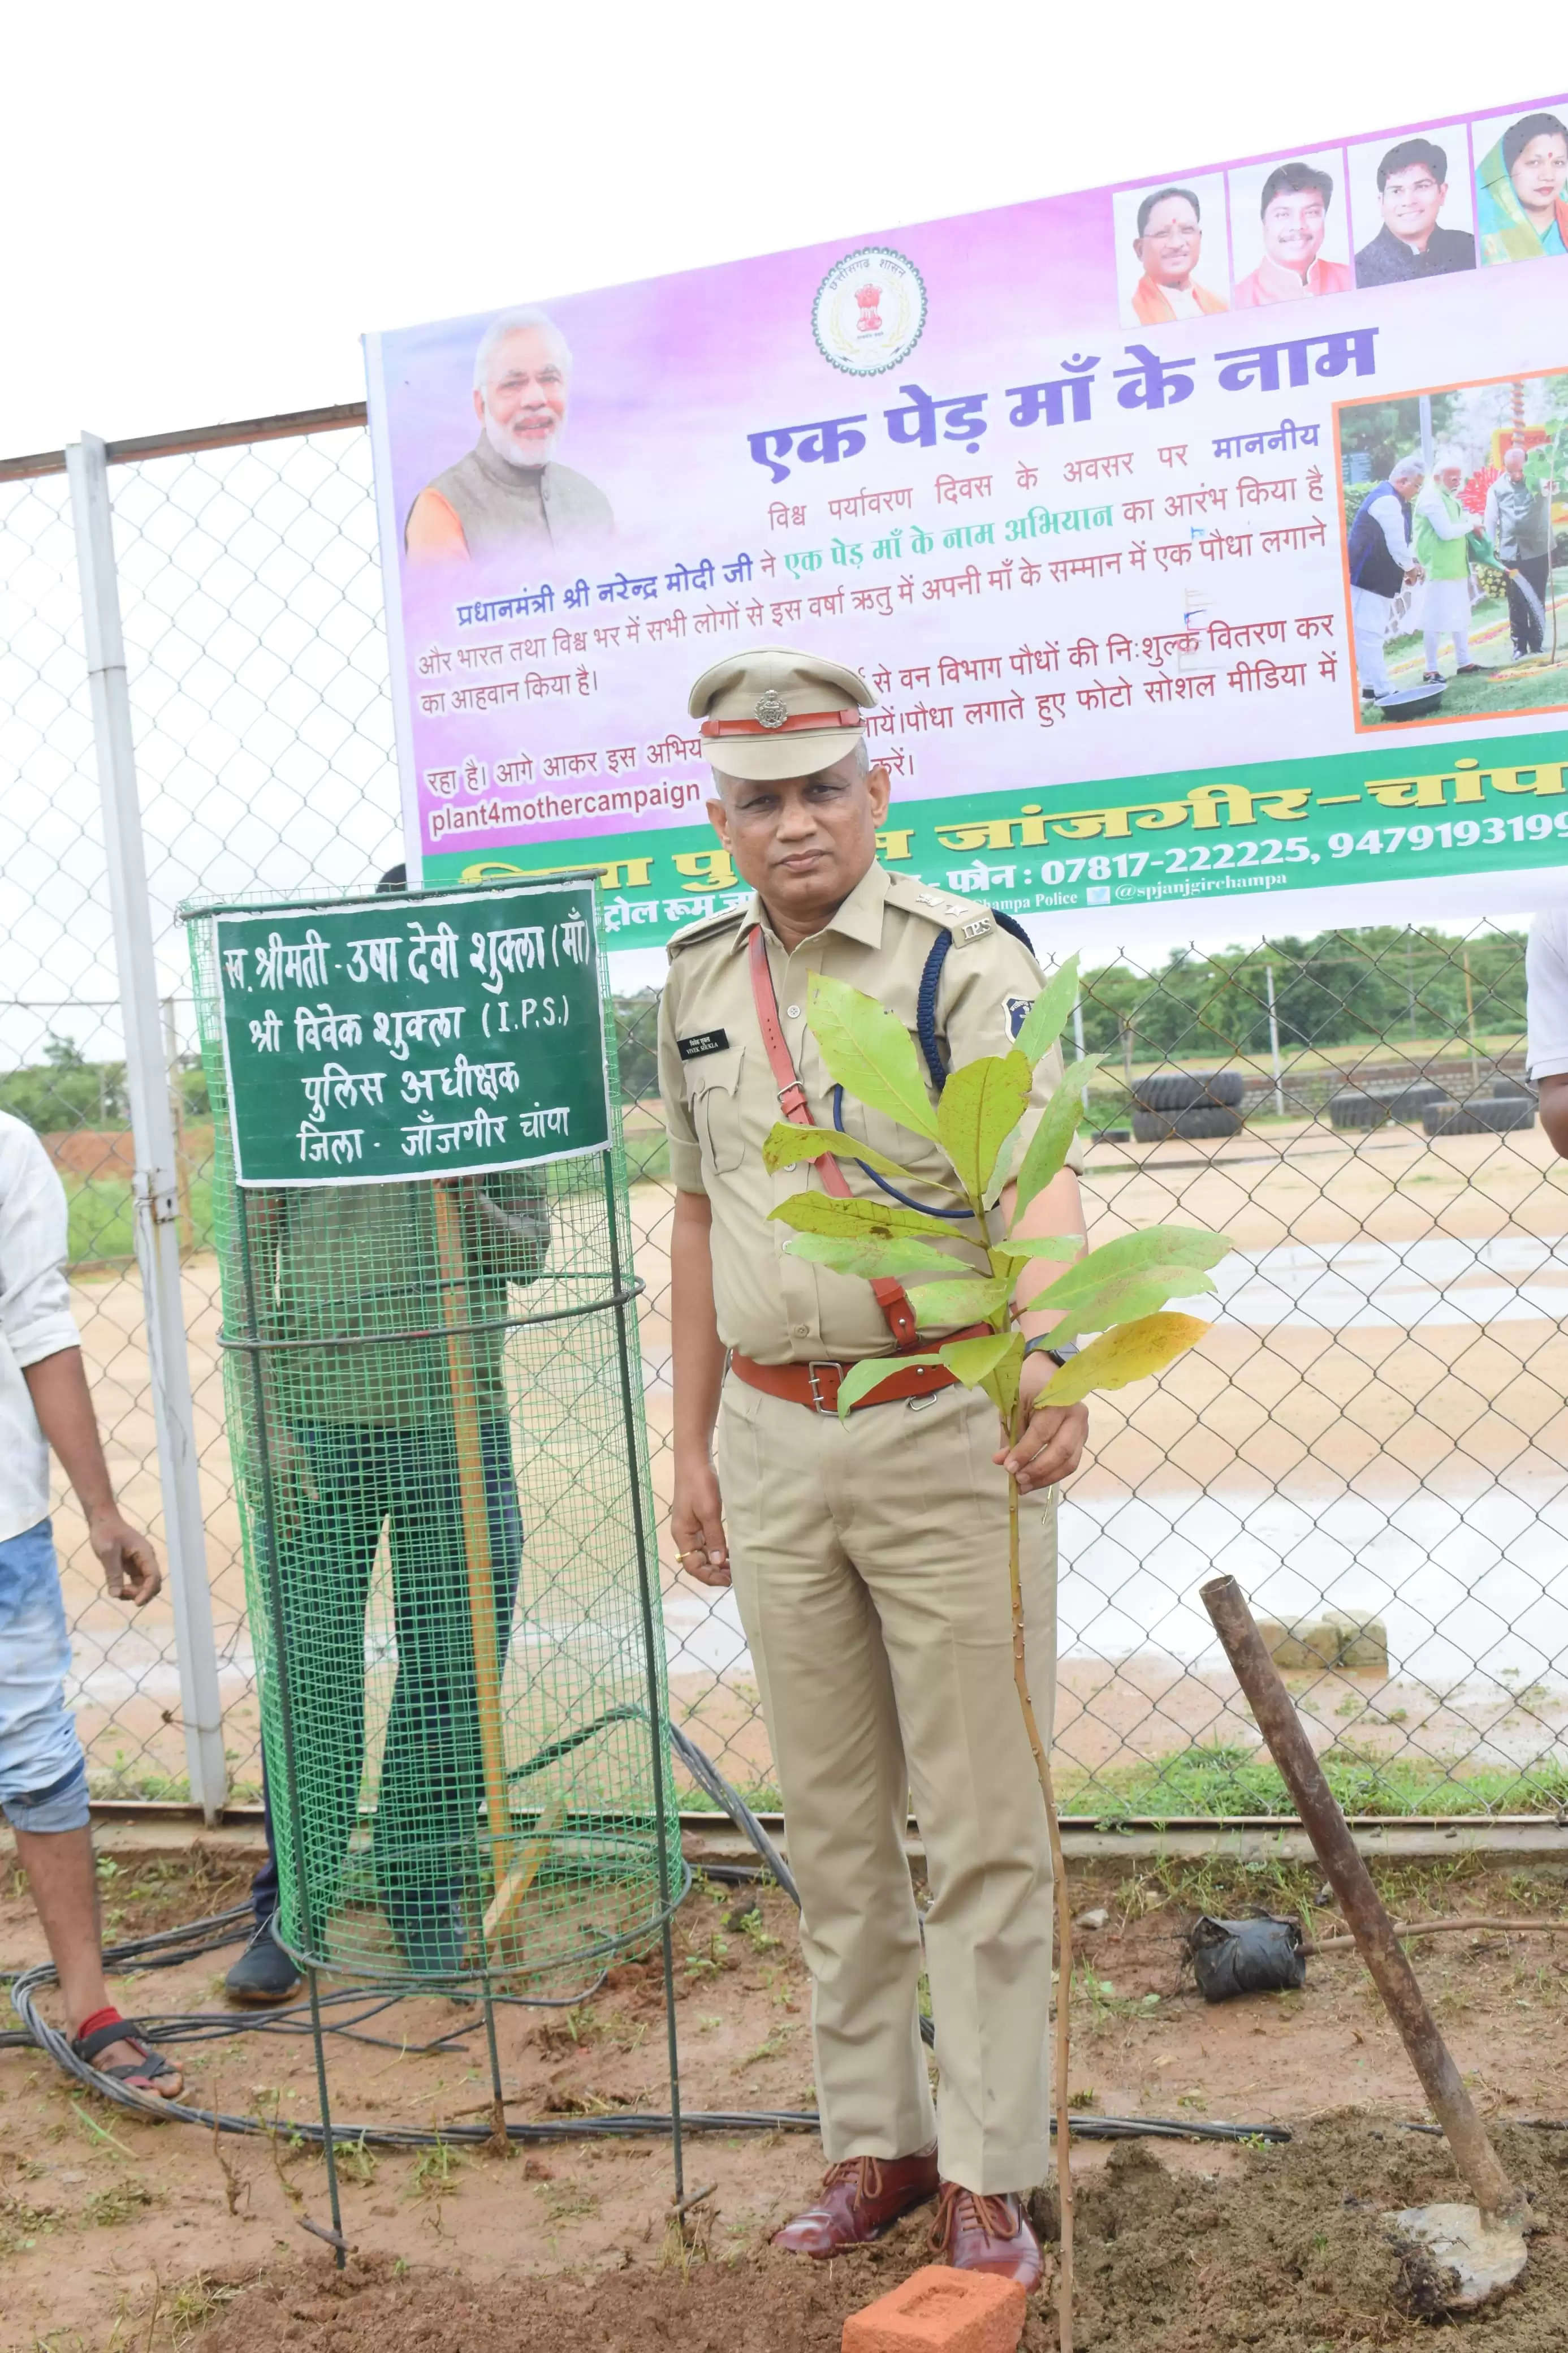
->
xmin=1264 ymin=962 xmax=1285 ymax=1119
xmin=66 ymin=432 xmax=227 ymax=1822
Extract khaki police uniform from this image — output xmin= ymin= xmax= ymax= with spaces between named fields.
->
xmin=659 ymin=668 xmax=1083 ymax=2190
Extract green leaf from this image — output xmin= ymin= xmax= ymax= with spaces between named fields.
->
xmin=761 ymin=1121 xmax=921 ymax=1183
xmin=1010 ymin=1068 xmax=1087 ymax=1217
xmin=836 ymin=1355 xmax=942 ymax=1417
xmin=806 ymin=972 xmax=939 ymax=1141
xmin=982 ymin=1116 xmax=1027 ymax=1211
xmin=770 ymin=1193 xmax=974 ymax=1243
xmin=1035 ymin=1265 xmax=1216 ymax=1348
xmin=936 ymin=1051 xmax=1032 ymax=1198
xmin=938 ymin=1330 xmax=1020 ymax=1389
xmin=1038 ymin=1312 xmax=1210 ymax=1406
xmin=1027 ymin=1225 xmax=1229 ymax=1304
xmin=994 ymin=1235 xmax=1082 ymax=1270
xmin=783 ymin=1231 xmax=966 ymax=1279
xmin=910 ymin=1275 xmax=1013 ymax=1328
xmin=1013 ymin=954 xmax=1079 ymax=1065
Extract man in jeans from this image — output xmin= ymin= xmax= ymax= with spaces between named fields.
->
xmin=0 ymin=1108 xmax=182 ymax=2092
xmin=226 ymin=866 xmax=545 ymax=1996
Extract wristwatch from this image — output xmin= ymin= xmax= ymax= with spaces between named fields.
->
xmin=1023 ymin=1335 xmax=1079 ymax=1369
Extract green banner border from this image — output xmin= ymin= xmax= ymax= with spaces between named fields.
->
xmin=421 ymin=729 xmax=1568 ymax=947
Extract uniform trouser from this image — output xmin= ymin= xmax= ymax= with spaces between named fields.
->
xmin=716 ymin=1373 xmax=1057 ymax=2194
xmin=262 ymin=1419 xmax=522 ymax=1960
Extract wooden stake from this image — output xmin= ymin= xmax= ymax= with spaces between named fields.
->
xmin=481 ymin=1797 xmax=564 ymax=1948
xmin=433 ymin=1182 xmax=513 ymax=1886
xmin=1202 ymin=1574 xmax=1519 ymax=2225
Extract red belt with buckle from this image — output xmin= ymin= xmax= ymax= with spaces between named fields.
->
xmin=729 ymin=1326 xmax=991 ymax=1415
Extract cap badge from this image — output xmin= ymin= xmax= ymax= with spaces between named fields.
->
xmin=755 ymin=688 xmax=790 ymax=730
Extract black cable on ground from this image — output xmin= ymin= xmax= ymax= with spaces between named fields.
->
xmin=5 ymin=1730 xmax=1289 ymax=2148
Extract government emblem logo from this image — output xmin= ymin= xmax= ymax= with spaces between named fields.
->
xmin=755 ymin=688 xmax=790 ymax=729
xmin=813 ymin=247 xmax=926 ymax=377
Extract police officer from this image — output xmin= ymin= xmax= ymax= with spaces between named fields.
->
xmin=660 ymin=648 xmax=1089 ymax=2286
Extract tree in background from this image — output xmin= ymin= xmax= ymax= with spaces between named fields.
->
xmin=0 ymin=1036 xmax=128 ymax=1132
xmin=1075 ymin=929 xmax=1525 ymax=1063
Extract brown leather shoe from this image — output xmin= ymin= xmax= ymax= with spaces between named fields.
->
xmin=930 ymin=2180 xmax=1043 ymax=2290
xmin=772 ymin=2147 xmax=939 ymax=2256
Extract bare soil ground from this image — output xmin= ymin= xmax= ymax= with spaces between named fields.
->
xmin=8 ymin=1844 xmax=1568 ymax=2348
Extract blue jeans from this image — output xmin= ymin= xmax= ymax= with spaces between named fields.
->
xmin=254 ymin=1420 xmax=522 ymax=1954
xmin=0 ymin=1520 xmax=89 ymax=1832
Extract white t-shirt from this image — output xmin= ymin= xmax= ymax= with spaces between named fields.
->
xmin=1526 ymin=908 xmax=1568 ymax=1080
xmin=0 ymin=1112 xmax=82 ymax=1545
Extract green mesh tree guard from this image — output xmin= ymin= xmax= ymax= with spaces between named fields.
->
xmin=185 ymin=877 xmax=681 ymax=1991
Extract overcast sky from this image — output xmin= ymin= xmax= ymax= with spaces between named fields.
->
xmin=6 ymin=0 xmax=1518 ymax=458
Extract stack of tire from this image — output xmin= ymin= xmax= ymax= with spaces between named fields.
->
xmin=1328 ymin=1079 xmax=1445 ymax=1130
xmin=1422 ymin=1074 xmax=1537 ymax=1137
xmin=1129 ymin=1070 xmax=1246 ymax=1143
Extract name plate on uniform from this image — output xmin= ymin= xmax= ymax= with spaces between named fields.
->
xmin=677 ymin=1029 xmax=730 ymax=1061
xmin=212 ymin=881 xmax=610 ymax=1186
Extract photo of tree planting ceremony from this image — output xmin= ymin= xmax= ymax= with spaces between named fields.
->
xmin=8 ymin=16 xmax=1568 ymax=2353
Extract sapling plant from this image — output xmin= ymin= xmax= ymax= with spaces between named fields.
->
xmin=759 ymin=951 xmax=1230 ymax=2352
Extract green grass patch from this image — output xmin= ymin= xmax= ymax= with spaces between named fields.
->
xmin=1059 ymin=1742 xmax=1568 ymax=1821
xmin=623 ymin=1126 xmax=670 ymax=1183
xmin=63 ymin=1173 xmax=214 ymax=1265
xmin=680 ymin=1745 xmax=1568 ymax=1824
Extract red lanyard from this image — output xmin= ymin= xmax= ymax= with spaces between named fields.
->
xmin=748 ymin=927 xmax=920 ymax=1347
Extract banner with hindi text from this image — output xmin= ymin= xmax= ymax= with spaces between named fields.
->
xmin=364 ymin=92 xmax=1568 ymax=945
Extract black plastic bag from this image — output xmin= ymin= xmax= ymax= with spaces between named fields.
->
xmin=1186 ymin=1913 xmax=1305 ymax=2002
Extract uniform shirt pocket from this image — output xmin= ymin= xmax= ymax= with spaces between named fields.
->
xmin=688 ymin=1048 xmax=747 ymax=1176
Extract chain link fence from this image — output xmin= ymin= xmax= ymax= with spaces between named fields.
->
xmin=4 ymin=410 xmax=1567 ymax=1822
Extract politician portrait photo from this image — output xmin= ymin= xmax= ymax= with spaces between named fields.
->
xmin=1349 ymin=130 xmax=1476 ymax=287
xmin=1228 ymin=149 xmax=1353 ymax=306
xmin=1337 ymin=369 xmax=1568 ymax=732
xmin=403 ymin=305 xmax=615 ymax=568
xmin=1112 ymin=173 xmax=1230 ymax=327
xmin=1474 ymin=106 xmax=1568 ymax=265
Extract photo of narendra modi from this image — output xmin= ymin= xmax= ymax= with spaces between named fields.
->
xmin=1336 ymin=365 xmax=1568 ymax=731
xmin=402 ymin=305 xmax=615 ymax=568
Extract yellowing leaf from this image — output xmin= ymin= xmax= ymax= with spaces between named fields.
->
xmin=806 ymin=972 xmax=939 ymax=1141
xmin=1036 ymin=1265 xmax=1216 ymax=1348
xmin=1029 ymin=1225 xmax=1229 ymax=1305
xmin=1014 ymin=954 xmax=1080 ymax=1066
xmin=910 ymin=1275 xmax=1013 ymax=1328
xmin=761 ymin=1120 xmax=920 ymax=1183
xmin=783 ymin=1231 xmax=966 ymax=1279
xmin=935 ymin=1328 xmax=1026 ymax=1415
xmin=1011 ymin=1068 xmax=1086 ymax=1216
xmin=1039 ymin=1312 xmax=1210 ymax=1407
xmin=980 ymin=1333 xmax=1027 ymax=1417
xmin=939 ymin=1330 xmax=1021 ymax=1389
xmin=836 ymin=1355 xmax=942 ymax=1417
xmin=936 ymin=1051 xmax=1032 ymax=1198
xmin=770 ymin=1193 xmax=973 ymax=1243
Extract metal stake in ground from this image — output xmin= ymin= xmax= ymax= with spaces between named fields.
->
xmin=433 ymin=1180 xmax=515 ymax=1898
xmin=1200 ymin=1574 xmax=1528 ymax=2314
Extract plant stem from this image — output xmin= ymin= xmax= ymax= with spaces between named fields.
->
xmin=1007 ymin=1408 xmax=1073 ymax=2353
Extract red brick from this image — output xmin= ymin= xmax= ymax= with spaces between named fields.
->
xmin=841 ymin=2264 xmax=1026 ymax=2353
